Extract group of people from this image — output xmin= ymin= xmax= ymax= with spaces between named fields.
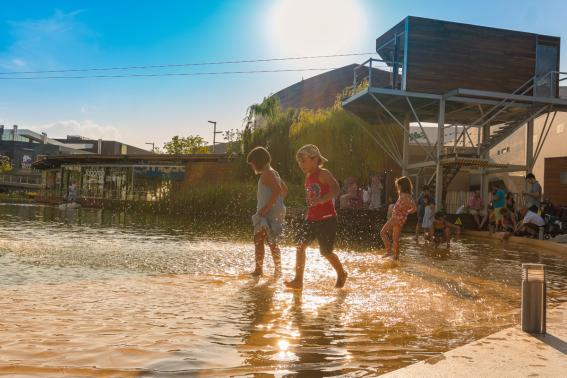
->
xmin=336 ymin=176 xmax=383 ymax=210
xmin=246 ymin=143 xmax=552 ymax=291
xmin=464 ymin=173 xmax=545 ymax=240
xmin=246 ymin=144 xmax=417 ymax=290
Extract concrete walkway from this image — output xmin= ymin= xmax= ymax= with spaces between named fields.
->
xmin=381 ymin=302 xmax=567 ymax=377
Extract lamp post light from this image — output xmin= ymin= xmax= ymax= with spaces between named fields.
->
xmin=208 ymin=120 xmax=222 ymax=153
xmin=145 ymin=142 xmax=155 ymax=152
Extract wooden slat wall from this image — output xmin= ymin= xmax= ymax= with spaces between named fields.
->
xmin=406 ymin=17 xmax=544 ymax=94
xmin=544 ymin=157 xmax=567 ymax=206
xmin=375 ymin=19 xmax=406 ymax=54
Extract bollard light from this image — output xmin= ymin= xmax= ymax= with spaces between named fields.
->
xmin=521 ymin=263 xmax=546 ymax=334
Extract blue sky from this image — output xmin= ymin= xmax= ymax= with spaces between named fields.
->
xmin=1 ymin=0 xmax=566 ymax=150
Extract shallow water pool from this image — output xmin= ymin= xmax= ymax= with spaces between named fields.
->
xmin=0 ymin=204 xmax=566 ymax=377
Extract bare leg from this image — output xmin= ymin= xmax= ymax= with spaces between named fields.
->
xmin=251 ymin=230 xmax=266 ymax=276
xmin=268 ymin=243 xmax=282 ymax=276
xmin=415 ymin=222 xmax=421 ymax=240
xmin=284 ymin=244 xmax=307 ymax=289
xmin=473 ymin=213 xmax=480 ymax=228
xmin=323 ymin=252 xmax=348 ymax=288
xmin=445 ymin=227 xmax=451 ymax=247
xmin=392 ymin=224 xmax=402 ymax=259
xmin=381 ymin=219 xmax=394 ymax=255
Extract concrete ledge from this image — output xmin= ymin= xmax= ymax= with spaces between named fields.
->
xmin=463 ymin=229 xmax=567 ymax=255
xmin=381 ymin=303 xmax=567 ymax=377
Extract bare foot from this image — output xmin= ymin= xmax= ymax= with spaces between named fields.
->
xmin=250 ymin=270 xmax=262 ymax=277
xmin=335 ymin=271 xmax=348 ymax=288
xmin=284 ymin=278 xmax=303 ymax=289
xmin=274 ymin=267 xmax=282 ymax=277
xmin=382 ymin=250 xmax=393 ymax=258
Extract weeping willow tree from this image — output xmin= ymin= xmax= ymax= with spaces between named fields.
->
xmin=289 ymin=105 xmax=401 ymax=183
xmin=242 ymin=96 xmax=401 ymax=184
xmin=242 ymin=96 xmax=296 ymax=179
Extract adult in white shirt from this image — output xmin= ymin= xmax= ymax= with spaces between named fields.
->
xmin=515 ymin=207 xmax=544 ymax=237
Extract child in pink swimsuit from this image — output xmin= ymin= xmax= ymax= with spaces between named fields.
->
xmin=380 ymin=176 xmax=417 ymax=260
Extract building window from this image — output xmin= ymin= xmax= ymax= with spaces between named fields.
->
xmin=561 ymin=170 xmax=567 ymax=185
xmin=557 ymin=123 xmax=565 ymax=134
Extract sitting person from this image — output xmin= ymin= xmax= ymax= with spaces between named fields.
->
xmin=515 ymin=206 xmax=545 ymax=238
xmin=340 ymin=181 xmax=363 ymax=209
xmin=429 ymin=211 xmax=461 ymax=247
xmin=496 ymin=207 xmax=516 ymax=240
xmin=467 ymin=190 xmax=485 ymax=229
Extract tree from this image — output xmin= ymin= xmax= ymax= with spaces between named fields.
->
xmin=223 ymin=128 xmax=243 ymax=155
xmin=0 ymin=156 xmax=11 ymax=173
xmin=163 ymin=135 xmax=209 ymax=154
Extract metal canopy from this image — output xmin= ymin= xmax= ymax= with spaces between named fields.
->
xmin=341 ymin=65 xmax=567 ymax=207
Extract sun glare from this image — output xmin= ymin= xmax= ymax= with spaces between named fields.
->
xmin=267 ymin=0 xmax=366 ymax=56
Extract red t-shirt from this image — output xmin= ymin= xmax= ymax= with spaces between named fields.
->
xmin=305 ymin=169 xmax=336 ymax=221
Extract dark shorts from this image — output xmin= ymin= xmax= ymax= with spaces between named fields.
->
xmin=296 ymin=217 xmax=337 ymax=255
xmin=434 ymin=228 xmax=444 ymax=238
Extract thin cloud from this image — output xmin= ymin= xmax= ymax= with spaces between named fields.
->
xmin=29 ymin=120 xmax=121 ymax=141
xmin=0 ymin=9 xmax=98 ymax=71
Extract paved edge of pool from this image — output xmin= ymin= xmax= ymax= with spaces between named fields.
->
xmin=462 ymin=230 xmax=567 ymax=255
xmin=380 ymin=302 xmax=567 ymax=377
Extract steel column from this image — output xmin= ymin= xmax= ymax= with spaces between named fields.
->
xmin=435 ymin=99 xmax=445 ymax=207
xmin=526 ymin=119 xmax=534 ymax=173
xmin=402 ymin=114 xmax=410 ymax=176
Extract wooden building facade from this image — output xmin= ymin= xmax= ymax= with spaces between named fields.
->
xmin=375 ymin=16 xmax=560 ymax=97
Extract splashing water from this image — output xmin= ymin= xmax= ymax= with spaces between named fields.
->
xmin=0 ymin=204 xmax=566 ymax=377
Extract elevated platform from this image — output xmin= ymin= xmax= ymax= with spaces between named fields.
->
xmin=342 ymin=86 xmax=567 ymax=126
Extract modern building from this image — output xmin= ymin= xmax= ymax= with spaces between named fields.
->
xmin=32 ymin=154 xmax=235 ymax=206
xmin=0 ymin=125 xmax=154 ymax=192
xmin=341 ymin=16 xmax=567 ymax=209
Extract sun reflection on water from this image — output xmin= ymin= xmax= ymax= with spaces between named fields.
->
xmin=0 ymin=204 xmax=566 ymax=376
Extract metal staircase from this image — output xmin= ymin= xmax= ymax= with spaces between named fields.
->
xmin=427 ymin=164 xmax=462 ymax=202
xmin=479 ymin=105 xmax=549 ymax=151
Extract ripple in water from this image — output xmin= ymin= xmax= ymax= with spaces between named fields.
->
xmin=0 ymin=203 xmax=566 ymax=377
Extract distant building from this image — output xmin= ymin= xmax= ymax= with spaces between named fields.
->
xmin=32 ymin=154 xmax=235 ymax=206
xmin=0 ymin=125 xmax=153 ymax=192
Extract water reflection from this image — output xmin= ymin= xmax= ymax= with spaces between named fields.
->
xmin=0 ymin=203 xmax=566 ymax=377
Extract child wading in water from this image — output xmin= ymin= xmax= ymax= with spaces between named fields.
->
xmin=285 ymin=144 xmax=347 ymax=289
xmin=247 ymin=147 xmax=288 ymax=276
xmin=421 ymin=195 xmax=434 ymax=240
xmin=380 ymin=176 xmax=416 ymax=260
xmin=430 ymin=211 xmax=461 ymax=247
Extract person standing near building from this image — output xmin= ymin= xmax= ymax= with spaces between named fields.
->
xmin=523 ymin=173 xmax=542 ymax=210
xmin=491 ymin=183 xmax=506 ymax=228
xmin=67 ymin=181 xmax=77 ymax=203
xmin=467 ymin=190 xmax=484 ymax=229
xmin=369 ymin=174 xmax=383 ymax=210
xmin=415 ymin=185 xmax=435 ymax=239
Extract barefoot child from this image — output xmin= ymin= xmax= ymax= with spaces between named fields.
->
xmin=421 ymin=195 xmax=434 ymax=240
xmin=284 ymin=144 xmax=347 ymax=289
xmin=380 ymin=176 xmax=416 ymax=260
xmin=247 ymin=147 xmax=288 ymax=276
xmin=430 ymin=211 xmax=461 ymax=248
xmin=496 ymin=207 xmax=516 ymax=241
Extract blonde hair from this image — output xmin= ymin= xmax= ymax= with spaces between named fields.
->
xmin=296 ymin=144 xmax=328 ymax=167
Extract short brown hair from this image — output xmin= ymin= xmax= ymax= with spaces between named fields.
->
xmin=395 ymin=176 xmax=413 ymax=194
xmin=246 ymin=146 xmax=271 ymax=170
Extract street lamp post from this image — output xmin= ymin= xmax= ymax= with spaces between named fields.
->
xmin=145 ymin=142 xmax=155 ymax=152
xmin=208 ymin=120 xmax=222 ymax=153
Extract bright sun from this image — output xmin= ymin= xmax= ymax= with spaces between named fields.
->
xmin=267 ymin=0 xmax=366 ymax=56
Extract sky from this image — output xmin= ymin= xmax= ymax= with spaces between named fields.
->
xmin=1 ymin=0 xmax=566 ymax=151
